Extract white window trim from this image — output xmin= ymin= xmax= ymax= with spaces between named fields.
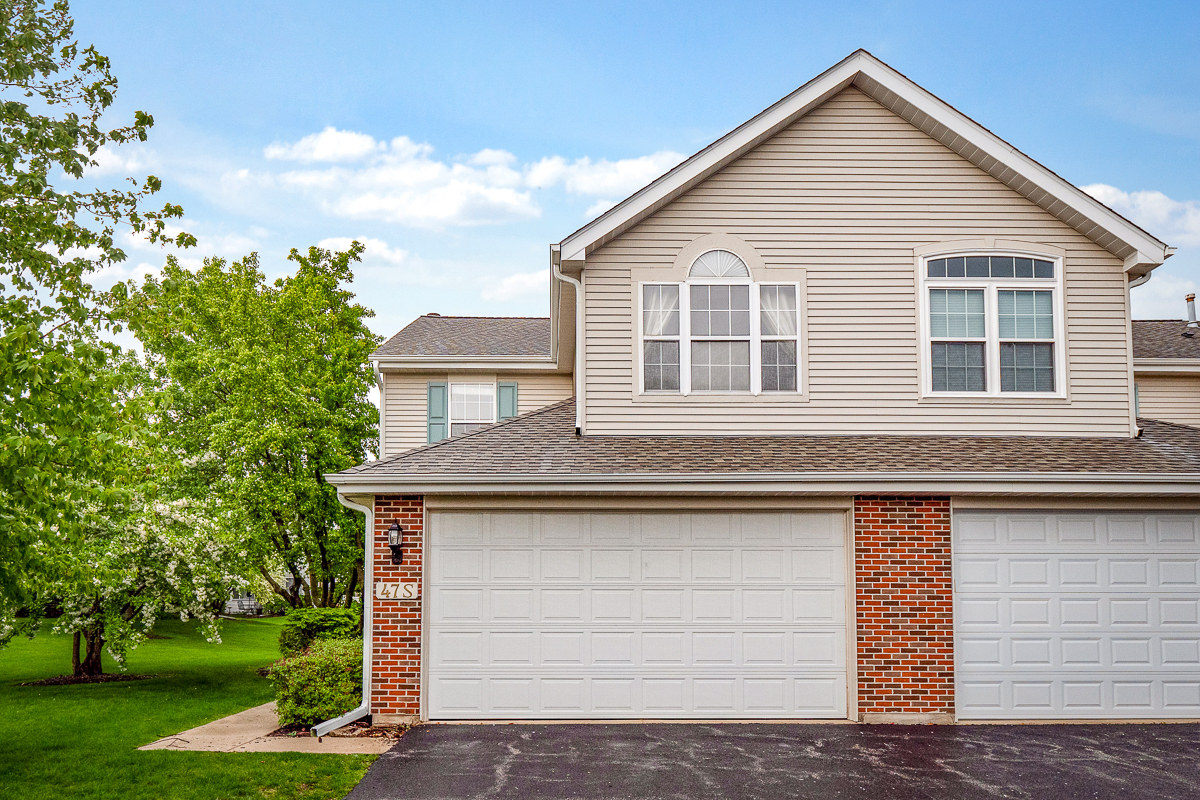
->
xmin=448 ymin=381 xmax=496 ymax=430
xmin=917 ymin=251 xmax=1067 ymax=399
xmin=637 ymin=277 xmax=802 ymax=396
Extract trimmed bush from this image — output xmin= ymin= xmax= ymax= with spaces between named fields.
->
xmin=278 ymin=607 xmax=359 ymax=657
xmin=271 ymin=637 xmax=362 ymax=727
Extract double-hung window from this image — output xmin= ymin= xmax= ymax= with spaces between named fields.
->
xmin=449 ymin=382 xmax=495 ymax=435
xmin=640 ymin=249 xmax=801 ymax=395
xmin=923 ymin=254 xmax=1063 ymax=397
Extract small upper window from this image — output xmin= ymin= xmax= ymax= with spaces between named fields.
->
xmin=449 ymin=382 xmax=495 ymax=436
xmin=688 ymin=249 xmax=750 ymax=278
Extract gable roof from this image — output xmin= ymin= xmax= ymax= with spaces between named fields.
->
xmin=373 ymin=315 xmax=551 ymax=359
xmin=559 ymin=50 xmax=1172 ymax=275
xmin=331 ymin=399 xmax=1200 ymax=492
xmin=1133 ymin=320 xmax=1200 ymax=360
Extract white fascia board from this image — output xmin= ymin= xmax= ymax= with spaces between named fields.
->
xmin=372 ymin=356 xmax=557 ymax=371
xmin=1133 ymin=358 xmax=1200 ymax=375
xmin=559 ymin=50 xmax=1169 ymax=268
xmin=328 ymin=471 xmax=1200 ymax=497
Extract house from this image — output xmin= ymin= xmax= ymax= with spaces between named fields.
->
xmin=327 ymin=51 xmax=1200 ymax=728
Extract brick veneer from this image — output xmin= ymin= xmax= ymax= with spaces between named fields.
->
xmin=854 ymin=495 xmax=955 ymax=719
xmin=371 ymin=494 xmax=424 ymax=722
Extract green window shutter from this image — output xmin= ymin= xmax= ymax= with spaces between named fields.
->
xmin=427 ymin=382 xmax=448 ymax=442
xmin=497 ymin=382 xmax=518 ymax=420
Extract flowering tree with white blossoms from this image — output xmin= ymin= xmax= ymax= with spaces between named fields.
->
xmin=49 ymin=495 xmax=245 ymax=676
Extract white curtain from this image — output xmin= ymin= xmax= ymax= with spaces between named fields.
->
xmin=643 ymin=284 xmax=680 ymax=336
xmin=760 ymin=285 xmax=797 ymax=336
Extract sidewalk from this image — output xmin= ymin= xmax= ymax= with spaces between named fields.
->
xmin=140 ymin=702 xmax=396 ymax=754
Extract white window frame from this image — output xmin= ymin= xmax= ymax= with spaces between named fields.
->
xmin=637 ymin=272 xmax=802 ymax=396
xmin=918 ymin=251 xmax=1066 ymax=399
xmin=448 ymin=381 xmax=496 ymax=434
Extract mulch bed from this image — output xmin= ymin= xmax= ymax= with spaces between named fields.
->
xmin=267 ymin=719 xmax=409 ymax=740
xmin=19 ymin=673 xmax=155 ymax=687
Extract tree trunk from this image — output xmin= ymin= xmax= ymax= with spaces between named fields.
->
xmin=76 ymin=628 xmax=105 ymax=677
xmin=71 ymin=631 xmax=81 ymax=676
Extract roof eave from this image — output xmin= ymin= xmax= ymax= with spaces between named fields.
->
xmin=371 ymin=355 xmax=558 ymax=370
xmin=1133 ymin=358 xmax=1200 ymax=375
xmin=326 ymin=470 xmax=1200 ymax=497
xmin=559 ymin=50 xmax=1169 ymax=270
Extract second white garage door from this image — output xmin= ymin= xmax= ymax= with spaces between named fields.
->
xmin=955 ymin=511 xmax=1200 ymax=719
xmin=427 ymin=510 xmax=849 ymax=719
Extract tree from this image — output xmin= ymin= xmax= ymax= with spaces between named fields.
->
xmin=0 ymin=0 xmax=192 ymax=621
xmin=119 ymin=243 xmax=380 ymax=609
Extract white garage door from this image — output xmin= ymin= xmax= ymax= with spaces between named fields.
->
xmin=955 ymin=511 xmax=1200 ymax=719
xmin=427 ymin=510 xmax=848 ymax=719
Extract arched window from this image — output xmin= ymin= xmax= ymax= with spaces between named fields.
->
xmin=639 ymin=248 xmax=799 ymax=395
xmin=688 ymin=249 xmax=750 ymax=278
xmin=921 ymin=252 xmax=1063 ymax=396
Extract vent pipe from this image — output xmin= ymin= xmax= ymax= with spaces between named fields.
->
xmin=1187 ymin=293 xmax=1197 ymax=327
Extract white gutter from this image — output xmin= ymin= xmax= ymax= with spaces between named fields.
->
xmin=550 ymin=244 xmax=584 ymax=434
xmin=1133 ymin=358 xmax=1200 ymax=375
xmin=371 ymin=356 xmax=557 ymax=369
xmin=328 ymin=471 xmax=1200 ymax=497
xmin=311 ymin=494 xmax=374 ymax=738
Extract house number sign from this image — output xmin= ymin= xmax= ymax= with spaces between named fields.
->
xmin=375 ymin=582 xmax=420 ymax=600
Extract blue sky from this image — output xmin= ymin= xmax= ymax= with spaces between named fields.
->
xmin=75 ymin=0 xmax=1200 ymax=338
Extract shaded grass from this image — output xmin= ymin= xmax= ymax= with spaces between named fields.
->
xmin=0 ymin=616 xmax=375 ymax=800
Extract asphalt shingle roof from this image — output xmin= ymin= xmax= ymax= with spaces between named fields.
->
xmin=1133 ymin=320 xmax=1200 ymax=360
xmin=339 ymin=399 xmax=1200 ymax=479
xmin=373 ymin=315 xmax=551 ymax=358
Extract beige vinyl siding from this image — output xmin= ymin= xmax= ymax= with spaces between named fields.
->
xmin=582 ymin=87 xmax=1134 ymax=437
xmin=380 ymin=371 xmax=573 ymax=457
xmin=1136 ymin=374 xmax=1200 ymax=428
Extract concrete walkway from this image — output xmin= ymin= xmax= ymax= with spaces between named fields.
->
xmin=140 ymin=702 xmax=395 ymax=754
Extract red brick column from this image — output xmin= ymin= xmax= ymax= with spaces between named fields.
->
xmin=371 ymin=494 xmax=424 ymax=722
xmin=854 ymin=496 xmax=954 ymax=721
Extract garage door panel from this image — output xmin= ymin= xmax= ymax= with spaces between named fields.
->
xmin=957 ymin=595 xmax=1200 ymax=629
xmin=958 ymin=633 xmax=1200 ymax=671
xmin=956 ymin=513 xmax=1200 ymax=553
xmin=428 ymin=675 xmax=848 ymax=718
xmin=430 ymin=510 xmax=848 ymax=719
xmin=955 ymin=511 xmax=1200 ymax=720
xmin=431 ymin=628 xmax=847 ymax=672
xmin=956 ymin=554 xmax=1200 ymax=592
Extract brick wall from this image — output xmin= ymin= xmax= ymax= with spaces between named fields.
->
xmin=854 ymin=495 xmax=954 ymax=717
xmin=371 ymin=494 xmax=424 ymax=721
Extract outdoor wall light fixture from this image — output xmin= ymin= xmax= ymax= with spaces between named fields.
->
xmin=387 ymin=521 xmax=405 ymax=564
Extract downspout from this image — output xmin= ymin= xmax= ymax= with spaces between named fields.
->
xmin=1126 ymin=271 xmax=1152 ymax=436
xmin=551 ymin=244 xmax=584 ymax=435
xmin=311 ymin=493 xmax=374 ymax=737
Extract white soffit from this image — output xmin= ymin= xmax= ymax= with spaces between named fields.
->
xmin=559 ymin=50 xmax=1170 ymax=272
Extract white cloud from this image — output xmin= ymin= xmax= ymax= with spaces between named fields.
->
xmin=253 ymin=135 xmax=539 ymax=228
xmin=264 ymin=127 xmax=385 ymax=163
xmin=525 ymin=151 xmax=686 ymax=196
xmin=1131 ymin=270 xmax=1198 ymax=320
xmin=482 ymin=269 xmax=550 ymax=301
xmin=317 ymin=236 xmax=409 ymax=265
xmin=1081 ymin=184 xmax=1200 ymax=246
xmin=585 ymin=199 xmax=618 ymax=219
xmin=87 ymin=144 xmax=153 ymax=176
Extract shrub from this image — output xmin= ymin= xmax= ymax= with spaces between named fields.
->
xmin=271 ymin=637 xmax=362 ymax=727
xmin=277 ymin=607 xmax=359 ymax=657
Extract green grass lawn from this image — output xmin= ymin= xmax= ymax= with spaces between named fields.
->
xmin=0 ymin=616 xmax=375 ymax=800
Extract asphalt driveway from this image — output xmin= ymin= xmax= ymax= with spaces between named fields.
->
xmin=346 ymin=721 xmax=1200 ymax=800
